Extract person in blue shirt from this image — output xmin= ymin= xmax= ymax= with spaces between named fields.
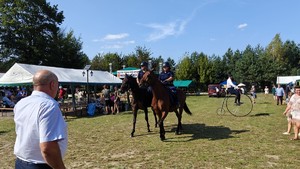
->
xmin=1 ymin=91 xmax=15 ymax=108
xmin=137 ymin=61 xmax=153 ymax=94
xmin=137 ymin=61 xmax=149 ymax=85
xmin=159 ymin=62 xmax=177 ymax=105
xmin=276 ymin=84 xmax=285 ymax=105
xmin=159 ymin=62 xmax=175 ymax=86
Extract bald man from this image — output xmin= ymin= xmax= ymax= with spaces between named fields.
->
xmin=14 ymin=70 xmax=67 ymax=169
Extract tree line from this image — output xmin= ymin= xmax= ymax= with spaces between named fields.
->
xmin=1 ymin=0 xmax=300 ymax=91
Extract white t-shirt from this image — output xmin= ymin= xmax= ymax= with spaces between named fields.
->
xmin=14 ymin=91 xmax=68 ymax=163
xmin=226 ymin=77 xmax=237 ymax=89
xmin=264 ymin=88 xmax=269 ymax=94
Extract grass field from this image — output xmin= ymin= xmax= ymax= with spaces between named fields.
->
xmin=1 ymin=93 xmax=300 ymax=168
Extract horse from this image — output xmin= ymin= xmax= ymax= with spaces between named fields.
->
xmin=120 ymin=74 xmax=158 ymax=137
xmin=139 ymin=70 xmax=192 ymax=141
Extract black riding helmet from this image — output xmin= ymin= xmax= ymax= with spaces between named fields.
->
xmin=140 ymin=61 xmax=148 ymax=67
xmin=163 ymin=62 xmax=170 ymax=68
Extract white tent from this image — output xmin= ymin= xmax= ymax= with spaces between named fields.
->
xmin=116 ymin=67 xmax=140 ymax=79
xmin=0 ymin=63 xmax=122 ymax=86
xmin=276 ymin=76 xmax=300 ymax=85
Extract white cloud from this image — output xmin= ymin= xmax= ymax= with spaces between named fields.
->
xmin=237 ymin=23 xmax=248 ymax=30
xmin=101 ymin=44 xmax=123 ymax=49
xmin=92 ymin=39 xmax=101 ymax=42
xmin=93 ymin=33 xmax=129 ymax=42
xmin=101 ymin=40 xmax=135 ymax=49
xmin=103 ymin=33 xmax=129 ymax=41
xmin=144 ymin=19 xmax=188 ymax=42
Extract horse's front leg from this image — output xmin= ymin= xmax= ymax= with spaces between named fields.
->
xmin=159 ymin=119 xmax=165 ymax=141
xmin=131 ymin=107 xmax=138 ymax=137
xmin=151 ymin=107 xmax=158 ymax=128
xmin=159 ymin=111 xmax=168 ymax=141
xmin=144 ymin=108 xmax=151 ymax=132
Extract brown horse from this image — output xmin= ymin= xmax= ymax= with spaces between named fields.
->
xmin=140 ymin=70 xmax=192 ymax=141
xmin=120 ymin=74 xmax=158 ymax=137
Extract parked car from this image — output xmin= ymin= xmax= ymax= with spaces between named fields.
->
xmin=208 ymin=84 xmax=226 ymax=97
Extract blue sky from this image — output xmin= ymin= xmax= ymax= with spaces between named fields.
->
xmin=48 ymin=0 xmax=300 ymax=63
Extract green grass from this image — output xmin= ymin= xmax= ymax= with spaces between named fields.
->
xmin=1 ymin=93 xmax=300 ymax=168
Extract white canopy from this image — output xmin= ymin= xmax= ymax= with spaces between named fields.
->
xmin=237 ymin=83 xmax=246 ymax=87
xmin=276 ymin=76 xmax=300 ymax=85
xmin=0 ymin=63 xmax=122 ymax=86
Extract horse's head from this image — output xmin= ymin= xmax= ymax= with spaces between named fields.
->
xmin=139 ymin=70 xmax=155 ymax=87
xmin=120 ymin=74 xmax=136 ymax=93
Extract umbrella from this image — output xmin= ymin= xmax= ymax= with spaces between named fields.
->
xmin=238 ymin=83 xmax=246 ymax=87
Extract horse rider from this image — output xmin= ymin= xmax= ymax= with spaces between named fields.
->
xmin=159 ymin=62 xmax=178 ymax=104
xmin=137 ymin=61 xmax=152 ymax=93
xmin=137 ymin=61 xmax=149 ymax=85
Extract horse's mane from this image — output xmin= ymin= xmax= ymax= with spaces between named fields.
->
xmin=126 ymin=74 xmax=136 ymax=79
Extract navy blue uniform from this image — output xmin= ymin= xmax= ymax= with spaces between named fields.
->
xmin=159 ymin=71 xmax=174 ymax=86
xmin=137 ymin=70 xmax=145 ymax=81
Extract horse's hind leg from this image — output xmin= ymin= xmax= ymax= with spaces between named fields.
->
xmin=174 ymin=109 xmax=182 ymax=135
xmin=178 ymin=106 xmax=183 ymax=130
xmin=131 ymin=109 xmax=137 ymax=137
xmin=144 ymin=108 xmax=151 ymax=132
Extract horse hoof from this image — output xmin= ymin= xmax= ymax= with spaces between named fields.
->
xmin=148 ymin=130 xmax=151 ymax=132
xmin=160 ymin=136 xmax=166 ymax=141
xmin=130 ymin=134 xmax=134 ymax=137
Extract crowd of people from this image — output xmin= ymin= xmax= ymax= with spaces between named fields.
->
xmin=224 ymin=73 xmax=300 ymax=140
xmin=100 ymin=85 xmax=121 ymax=115
xmin=0 ymin=87 xmax=28 ymax=108
xmin=7 ymin=63 xmax=300 ymax=168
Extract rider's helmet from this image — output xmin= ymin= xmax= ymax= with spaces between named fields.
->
xmin=163 ymin=62 xmax=171 ymax=68
xmin=140 ymin=61 xmax=148 ymax=67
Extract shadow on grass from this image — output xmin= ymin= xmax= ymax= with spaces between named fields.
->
xmin=255 ymin=101 xmax=272 ymax=104
xmin=163 ymin=123 xmax=249 ymax=142
xmin=0 ymin=130 xmax=10 ymax=135
xmin=251 ymin=113 xmax=271 ymax=116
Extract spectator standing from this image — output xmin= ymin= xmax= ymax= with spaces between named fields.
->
xmin=58 ymin=86 xmax=66 ymax=103
xmin=286 ymin=84 xmax=291 ymax=100
xmin=272 ymin=84 xmax=276 ymax=100
xmin=264 ymin=86 xmax=269 ymax=96
xmin=113 ymin=86 xmax=120 ymax=114
xmin=275 ymin=84 xmax=285 ymax=105
xmin=110 ymin=93 xmax=115 ymax=114
xmin=283 ymin=86 xmax=300 ymax=140
xmin=250 ymin=85 xmax=256 ymax=104
xmin=102 ymin=85 xmax=111 ymax=114
xmin=14 ymin=70 xmax=67 ymax=169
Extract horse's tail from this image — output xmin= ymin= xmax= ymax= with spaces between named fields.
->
xmin=183 ymin=102 xmax=192 ymax=115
